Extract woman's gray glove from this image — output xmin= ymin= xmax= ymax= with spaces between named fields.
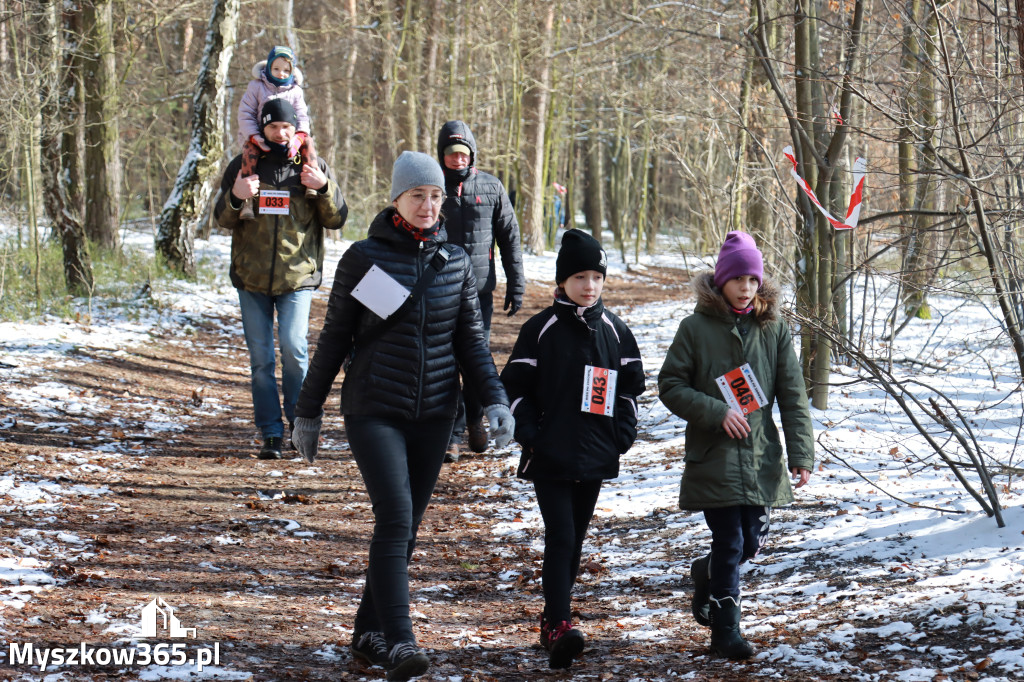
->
xmin=292 ymin=414 xmax=322 ymax=463
xmin=484 ymin=404 xmax=515 ymax=449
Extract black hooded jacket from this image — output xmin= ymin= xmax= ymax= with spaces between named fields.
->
xmin=436 ymin=120 xmax=525 ymax=301
xmin=500 ymin=295 xmax=645 ymax=481
xmin=295 ymin=207 xmax=508 ymax=421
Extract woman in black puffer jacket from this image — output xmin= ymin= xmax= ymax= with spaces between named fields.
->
xmin=291 ymin=152 xmax=513 ymax=682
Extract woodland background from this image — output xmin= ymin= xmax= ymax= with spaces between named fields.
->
xmin=2 ymin=0 xmax=1024 ymax=411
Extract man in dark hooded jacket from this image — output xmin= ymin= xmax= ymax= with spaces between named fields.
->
xmin=437 ymin=120 xmax=525 ymax=458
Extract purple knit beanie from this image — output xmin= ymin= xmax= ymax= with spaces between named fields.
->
xmin=714 ymin=231 xmax=763 ymax=290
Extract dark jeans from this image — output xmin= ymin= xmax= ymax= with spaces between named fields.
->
xmin=346 ymin=415 xmax=453 ymax=645
xmin=703 ymin=505 xmax=772 ymax=602
xmin=453 ymin=290 xmax=493 ymax=439
xmin=533 ymin=477 xmax=603 ymax=624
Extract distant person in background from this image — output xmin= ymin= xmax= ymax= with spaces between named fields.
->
xmin=658 ymin=231 xmax=814 ymax=660
xmin=550 ymin=182 xmax=567 ymax=233
xmin=290 ymin=152 xmax=514 ymax=681
xmin=501 ymin=229 xmax=645 ymax=670
xmin=236 ymin=45 xmax=319 ymax=221
xmin=215 ymin=97 xmax=347 ymax=460
xmin=437 ymin=119 xmax=525 ymax=461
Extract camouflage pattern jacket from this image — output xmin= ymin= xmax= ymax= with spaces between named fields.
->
xmin=215 ymin=150 xmax=347 ymax=296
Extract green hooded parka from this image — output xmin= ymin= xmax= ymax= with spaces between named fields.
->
xmin=658 ymin=272 xmax=814 ymax=510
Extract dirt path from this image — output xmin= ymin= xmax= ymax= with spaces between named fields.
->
xmin=0 ymin=265 xmax=834 ymax=681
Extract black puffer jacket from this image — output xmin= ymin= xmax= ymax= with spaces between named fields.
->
xmin=294 ymin=207 xmax=508 ymax=421
xmin=436 ymin=120 xmax=525 ymax=299
xmin=500 ymin=295 xmax=645 ymax=481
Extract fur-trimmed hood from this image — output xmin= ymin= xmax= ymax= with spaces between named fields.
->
xmin=692 ymin=270 xmax=779 ymax=327
xmin=252 ymin=60 xmax=304 ymax=86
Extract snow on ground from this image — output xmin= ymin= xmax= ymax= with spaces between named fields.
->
xmin=1 ymin=227 xmax=1022 ymax=680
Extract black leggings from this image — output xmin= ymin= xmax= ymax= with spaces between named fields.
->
xmin=703 ymin=505 xmax=772 ymax=602
xmin=346 ymin=415 xmax=453 ymax=645
xmin=533 ymin=478 xmax=603 ymax=624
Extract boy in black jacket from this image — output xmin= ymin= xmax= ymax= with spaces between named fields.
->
xmin=501 ymin=229 xmax=645 ymax=669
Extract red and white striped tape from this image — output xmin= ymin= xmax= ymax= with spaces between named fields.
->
xmin=782 ymin=146 xmax=866 ymax=231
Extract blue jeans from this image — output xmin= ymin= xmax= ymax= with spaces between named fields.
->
xmin=237 ymin=288 xmax=312 ymax=439
xmin=346 ymin=415 xmax=453 ymax=645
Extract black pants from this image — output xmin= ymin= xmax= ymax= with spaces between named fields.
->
xmin=533 ymin=477 xmax=603 ymax=624
xmin=703 ymin=505 xmax=772 ymax=603
xmin=346 ymin=415 xmax=453 ymax=645
xmin=453 ymin=291 xmax=493 ymax=439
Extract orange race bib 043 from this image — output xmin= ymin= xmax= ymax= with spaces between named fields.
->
xmin=715 ymin=363 xmax=768 ymax=415
xmin=258 ymin=189 xmax=290 ymax=215
xmin=581 ymin=365 xmax=618 ymax=417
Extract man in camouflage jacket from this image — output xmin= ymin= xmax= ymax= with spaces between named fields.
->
xmin=214 ymin=98 xmax=347 ymax=460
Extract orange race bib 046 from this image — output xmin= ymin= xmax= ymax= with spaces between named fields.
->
xmin=258 ymin=189 xmax=290 ymax=215
xmin=715 ymin=363 xmax=768 ymax=415
xmin=581 ymin=365 xmax=618 ymax=417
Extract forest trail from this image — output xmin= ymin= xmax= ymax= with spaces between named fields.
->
xmin=4 ymin=265 xmax=809 ymax=681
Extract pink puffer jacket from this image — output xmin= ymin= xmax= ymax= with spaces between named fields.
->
xmin=237 ymin=60 xmax=310 ymax=148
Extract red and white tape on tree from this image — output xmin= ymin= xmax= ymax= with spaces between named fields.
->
xmin=782 ymin=146 xmax=866 ymax=231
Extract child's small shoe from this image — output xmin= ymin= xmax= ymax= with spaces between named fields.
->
xmin=544 ymin=619 xmax=584 ymax=669
xmin=239 ymin=198 xmax=256 ymax=221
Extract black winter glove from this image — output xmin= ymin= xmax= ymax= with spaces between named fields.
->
xmin=504 ymin=291 xmax=523 ymax=317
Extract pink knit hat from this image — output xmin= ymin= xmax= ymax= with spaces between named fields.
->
xmin=714 ymin=231 xmax=763 ymax=290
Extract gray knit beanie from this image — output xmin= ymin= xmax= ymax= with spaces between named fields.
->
xmin=391 ymin=151 xmax=445 ymax=201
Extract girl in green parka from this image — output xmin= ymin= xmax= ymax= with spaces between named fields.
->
xmin=658 ymin=231 xmax=814 ymax=660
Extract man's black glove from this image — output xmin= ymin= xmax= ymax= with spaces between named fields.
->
xmin=504 ymin=292 xmax=523 ymax=317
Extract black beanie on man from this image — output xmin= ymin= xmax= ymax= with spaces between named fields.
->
xmin=556 ymin=229 xmax=607 ymax=283
xmin=260 ymin=98 xmax=298 ymax=135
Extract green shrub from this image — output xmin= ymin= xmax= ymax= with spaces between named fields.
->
xmin=0 ymin=234 xmax=218 ymax=323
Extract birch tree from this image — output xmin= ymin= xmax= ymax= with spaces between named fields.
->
xmin=157 ymin=0 xmax=240 ymax=276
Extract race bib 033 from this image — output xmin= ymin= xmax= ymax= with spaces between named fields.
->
xmin=581 ymin=365 xmax=618 ymax=417
xmin=715 ymin=363 xmax=768 ymax=415
xmin=258 ymin=189 xmax=290 ymax=215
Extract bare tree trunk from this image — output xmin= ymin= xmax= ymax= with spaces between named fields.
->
xmin=373 ymin=1 xmax=399 ymax=178
xmin=81 ymin=0 xmax=120 ymax=249
xmin=518 ymin=2 xmax=555 ymax=254
xmin=582 ymin=96 xmax=604 ymax=243
xmin=339 ymin=0 xmax=358 ymax=190
xmin=420 ymin=0 xmax=443 ymax=153
xmin=157 ymin=0 xmax=240 ymax=276
xmin=931 ymin=0 xmax=1024 ymax=377
xmin=393 ymin=0 xmax=420 ymax=153
xmin=606 ymin=110 xmax=630 ymax=256
xmin=29 ymin=0 xmax=92 ymax=294
xmin=61 ymin=5 xmax=84 ymax=220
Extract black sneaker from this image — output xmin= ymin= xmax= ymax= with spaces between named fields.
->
xmin=287 ymin=420 xmax=296 ymax=451
xmin=258 ymin=437 xmax=283 ymax=460
xmin=350 ymin=630 xmax=388 ymax=666
xmin=385 ymin=641 xmax=429 ymax=681
xmin=547 ymin=620 xmax=584 ymax=669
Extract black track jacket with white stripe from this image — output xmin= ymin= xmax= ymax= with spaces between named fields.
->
xmin=500 ymin=295 xmax=645 ymax=481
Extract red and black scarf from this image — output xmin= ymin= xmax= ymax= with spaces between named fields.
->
xmin=392 ymin=211 xmax=439 ymax=243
